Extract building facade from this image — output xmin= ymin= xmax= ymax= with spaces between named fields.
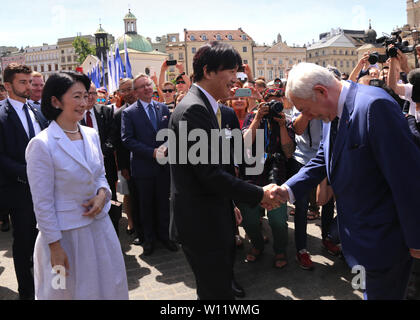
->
xmin=407 ymin=0 xmax=420 ymax=28
xmin=254 ymin=34 xmax=306 ymax=81
xmin=0 ymin=50 xmax=26 ymax=82
xmin=183 ymin=28 xmax=254 ymax=75
xmin=58 ymin=34 xmax=95 ymax=71
xmin=306 ymin=29 xmax=362 ymax=74
xmin=25 ymin=44 xmax=60 ymax=79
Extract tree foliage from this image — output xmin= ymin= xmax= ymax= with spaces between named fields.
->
xmin=72 ymin=37 xmax=96 ymax=65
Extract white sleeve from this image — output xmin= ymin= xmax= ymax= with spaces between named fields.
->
xmin=94 ymin=132 xmax=112 ymax=204
xmin=25 ymin=138 xmax=62 ymax=244
xmin=283 ymin=183 xmax=296 ymax=204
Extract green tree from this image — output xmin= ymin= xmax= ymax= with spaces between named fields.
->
xmin=72 ymin=37 xmax=96 ymax=65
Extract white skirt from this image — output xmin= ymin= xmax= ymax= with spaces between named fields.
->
xmin=34 ymin=215 xmax=129 ymax=300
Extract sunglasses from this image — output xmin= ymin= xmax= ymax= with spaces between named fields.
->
xmin=97 ymin=98 xmax=107 ymax=103
xmin=162 ymin=89 xmax=175 ymax=93
xmin=176 ymin=81 xmax=186 ymax=85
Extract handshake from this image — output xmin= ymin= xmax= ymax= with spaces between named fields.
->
xmin=260 ymin=184 xmax=290 ymax=211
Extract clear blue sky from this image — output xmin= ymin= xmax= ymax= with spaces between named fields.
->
xmin=0 ymin=0 xmax=408 ymax=49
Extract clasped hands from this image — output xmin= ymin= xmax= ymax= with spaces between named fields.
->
xmin=261 ymin=184 xmax=289 ymax=211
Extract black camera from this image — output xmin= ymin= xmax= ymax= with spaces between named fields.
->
xmin=369 ymin=79 xmax=385 ymax=87
xmin=263 ymin=100 xmax=284 ymax=120
xmin=377 ymin=30 xmax=415 ymax=59
xmin=368 ymin=52 xmax=388 ymax=65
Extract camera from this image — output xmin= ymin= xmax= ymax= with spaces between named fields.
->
xmin=377 ymin=30 xmax=415 ymax=59
xmin=263 ymin=100 xmax=284 ymax=120
xmin=369 ymin=79 xmax=385 ymax=87
xmin=368 ymin=52 xmax=388 ymax=65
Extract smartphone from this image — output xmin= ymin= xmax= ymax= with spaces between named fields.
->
xmin=235 ymin=88 xmax=252 ymax=97
xmin=166 ymin=60 xmax=177 ymax=66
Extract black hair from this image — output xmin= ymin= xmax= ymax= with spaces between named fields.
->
xmin=41 ymin=71 xmax=91 ymax=121
xmin=193 ymin=41 xmax=242 ymax=82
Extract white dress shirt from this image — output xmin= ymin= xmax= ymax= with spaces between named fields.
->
xmin=138 ymin=99 xmax=158 ymax=122
xmin=8 ymin=98 xmax=42 ymax=138
xmin=284 ymin=80 xmax=350 ymax=204
xmin=84 ymin=108 xmax=99 ymax=134
xmin=194 ymin=83 xmax=219 ymax=116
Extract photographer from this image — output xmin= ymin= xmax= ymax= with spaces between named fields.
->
xmin=236 ymin=90 xmax=295 ymax=269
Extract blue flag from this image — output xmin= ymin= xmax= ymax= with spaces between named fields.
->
xmin=124 ymin=35 xmax=133 ymax=79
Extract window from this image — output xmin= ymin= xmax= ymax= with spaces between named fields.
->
xmin=61 ymin=50 xmax=64 ymax=54
xmin=345 ymin=50 xmax=348 ymax=55
xmin=192 ymin=47 xmax=196 ymax=54
xmin=340 ymin=61 xmax=344 ymax=67
xmin=353 ymin=61 xmax=356 ymax=68
xmin=308 ymin=53 xmax=312 ymax=59
xmin=61 ymin=57 xmax=65 ymax=63
xmin=259 ymin=70 xmax=264 ymax=76
xmin=279 ymin=70 xmax=284 ymax=79
xmin=67 ymin=56 xmax=71 ymax=62
xmin=242 ymin=35 xmax=247 ymax=40
xmin=315 ymin=52 xmax=319 ymax=57
xmin=48 ymin=65 xmax=52 ymax=72
xmin=202 ymin=35 xmax=207 ymax=41
xmin=33 ymin=66 xmax=37 ymax=71
xmin=243 ymin=46 xmax=247 ymax=53
xmin=333 ymin=50 xmax=337 ymax=55
xmin=216 ymin=34 xmax=222 ymax=40
xmin=171 ymin=36 xmax=176 ymax=42
xmin=55 ymin=64 xmax=58 ymax=71
xmin=289 ymin=59 xmax=293 ymax=64
xmin=346 ymin=61 xmax=350 ymax=68
xmin=41 ymin=65 xmax=44 ymax=72
xmin=190 ymin=35 xmax=196 ymax=41
xmin=268 ymin=59 xmax=272 ymax=65
xmin=334 ymin=61 xmax=337 ymax=67
xmin=227 ymin=34 xmax=233 ymax=40
xmin=298 ymin=59 xmax=301 ymax=63
xmin=279 ymin=59 xmax=283 ymax=64
xmin=322 ymin=61 xmax=326 ymax=67
xmin=258 ymin=60 xmax=263 ymax=65
xmin=169 ymin=53 xmax=174 ymax=60
xmin=179 ymin=52 xmax=184 ymax=60
xmin=269 ymin=70 xmax=273 ymax=80
xmin=322 ymin=50 xmax=325 ymax=56
xmin=339 ymin=50 xmax=343 ymax=55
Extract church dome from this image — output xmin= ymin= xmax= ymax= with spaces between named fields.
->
xmin=124 ymin=9 xmax=136 ymax=20
xmin=95 ymin=24 xmax=107 ymax=35
xmin=365 ymin=22 xmax=377 ymax=44
xmin=117 ymin=33 xmax=153 ymax=52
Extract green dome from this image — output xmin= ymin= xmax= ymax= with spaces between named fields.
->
xmin=124 ymin=10 xmax=136 ymax=20
xmin=95 ymin=24 xmax=106 ymax=34
xmin=118 ymin=34 xmax=153 ymax=52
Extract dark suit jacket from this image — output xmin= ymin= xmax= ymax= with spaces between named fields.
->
xmin=286 ymin=82 xmax=420 ymax=270
xmin=113 ymin=104 xmax=131 ymax=171
xmin=0 ymin=99 xmax=48 ymax=209
xmin=81 ymin=104 xmax=118 ymax=184
xmin=169 ymin=85 xmax=264 ymax=252
xmin=219 ymin=104 xmax=241 ymax=177
xmin=121 ymin=100 xmax=170 ymax=179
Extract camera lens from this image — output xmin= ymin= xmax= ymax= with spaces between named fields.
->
xmin=387 ymin=47 xmax=398 ymax=58
xmin=368 ymin=53 xmax=379 ymax=65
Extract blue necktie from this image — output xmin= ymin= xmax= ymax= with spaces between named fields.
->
xmin=23 ymin=104 xmax=36 ymax=139
xmin=147 ymin=104 xmax=157 ymax=130
xmin=329 ymin=116 xmax=339 ymax=163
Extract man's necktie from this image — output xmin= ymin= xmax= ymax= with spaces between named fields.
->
xmin=329 ymin=116 xmax=339 ymax=163
xmin=23 ymin=104 xmax=35 ymax=139
xmin=147 ymin=104 xmax=158 ymax=130
xmin=86 ymin=110 xmax=93 ymax=128
xmin=216 ymin=107 xmax=222 ymax=129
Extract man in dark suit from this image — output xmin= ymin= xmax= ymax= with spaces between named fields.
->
xmin=122 ymin=74 xmax=178 ymax=256
xmin=0 ymin=63 xmax=48 ymax=300
xmin=277 ymin=62 xmax=420 ymax=299
xmin=169 ymin=42 xmax=283 ymax=300
xmin=113 ymin=78 xmax=142 ymax=244
xmin=81 ymin=82 xmax=119 ymax=235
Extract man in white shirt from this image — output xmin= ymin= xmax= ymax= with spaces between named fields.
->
xmin=0 ymin=63 xmax=48 ymax=300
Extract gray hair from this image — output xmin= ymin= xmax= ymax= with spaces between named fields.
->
xmin=132 ymin=73 xmax=150 ymax=89
xmin=286 ymin=63 xmax=337 ymax=101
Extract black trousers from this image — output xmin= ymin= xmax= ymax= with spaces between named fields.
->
xmin=106 ymin=176 xmax=121 ymax=236
xmin=135 ymin=172 xmax=170 ymax=244
xmin=9 ymin=205 xmax=38 ymax=299
xmin=128 ymin=177 xmax=143 ymax=240
xmin=182 ymin=243 xmax=235 ymax=300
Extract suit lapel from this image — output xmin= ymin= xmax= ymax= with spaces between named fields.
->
xmin=191 ymin=86 xmax=219 ymax=129
xmin=49 ymin=121 xmax=92 ymax=174
xmin=330 ymin=82 xmax=357 ymax=175
xmin=5 ymin=100 xmax=30 ymax=143
xmin=27 ymin=103 xmax=48 ymax=129
xmin=137 ymin=100 xmax=157 ymax=133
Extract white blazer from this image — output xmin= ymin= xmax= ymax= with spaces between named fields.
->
xmin=25 ymin=121 xmax=111 ymax=245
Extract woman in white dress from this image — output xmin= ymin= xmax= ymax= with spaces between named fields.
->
xmin=25 ymin=72 xmax=128 ymax=300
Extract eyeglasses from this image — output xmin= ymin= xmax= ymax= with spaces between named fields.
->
xmin=97 ymin=98 xmax=107 ymax=103
xmin=162 ymin=89 xmax=175 ymax=93
xmin=176 ymin=81 xmax=186 ymax=85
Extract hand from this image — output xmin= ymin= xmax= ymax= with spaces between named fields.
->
xmin=396 ymin=49 xmax=409 ymax=73
xmin=151 ymin=72 xmax=158 ymax=85
xmin=261 ymin=184 xmax=283 ymax=211
xmin=49 ymin=241 xmax=70 ymax=276
xmin=161 ymin=61 xmax=169 ymax=71
xmin=234 ymin=207 xmax=242 ymax=226
xmin=359 ymin=51 xmax=370 ymax=68
xmin=175 ymin=63 xmax=184 ymax=74
xmin=273 ymin=112 xmax=286 ymax=127
xmin=410 ymin=249 xmax=420 ymax=259
xmin=82 ymin=189 xmax=107 ymax=218
xmin=243 ymin=64 xmax=252 ymax=79
xmin=255 ymin=103 xmax=269 ymax=121
xmin=121 ymin=169 xmax=130 ymax=181
xmin=154 ymin=145 xmax=167 ymax=160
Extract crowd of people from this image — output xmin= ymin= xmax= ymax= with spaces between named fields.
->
xmin=0 ymin=39 xmax=420 ymax=300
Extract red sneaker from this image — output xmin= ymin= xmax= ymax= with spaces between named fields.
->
xmin=322 ymin=239 xmax=341 ymax=256
xmin=296 ymin=250 xmax=314 ymax=270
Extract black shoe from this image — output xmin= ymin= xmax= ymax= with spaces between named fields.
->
xmin=162 ymin=240 xmax=179 ymax=252
xmin=143 ymin=242 xmax=154 ymax=256
xmin=132 ymin=237 xmax=143 ymax=246
xmin=232 ymin=280 xmax=245 ymax=298
xmin=1 ymin=219 xmax=10 ymax=232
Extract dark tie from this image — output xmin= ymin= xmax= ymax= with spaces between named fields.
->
xmin=23 ymin=104 xmax=35 ymax=139
xmin=86 ymin=110 xmax=93 ymax=128
xmin=147 ymin=104 xmax=157 ymax=130
xmin=329 ymin=116 xmax=339 ymax=163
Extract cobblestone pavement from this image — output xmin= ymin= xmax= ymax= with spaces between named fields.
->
xmin=0 ymin=200 xmax=363 ymax=300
